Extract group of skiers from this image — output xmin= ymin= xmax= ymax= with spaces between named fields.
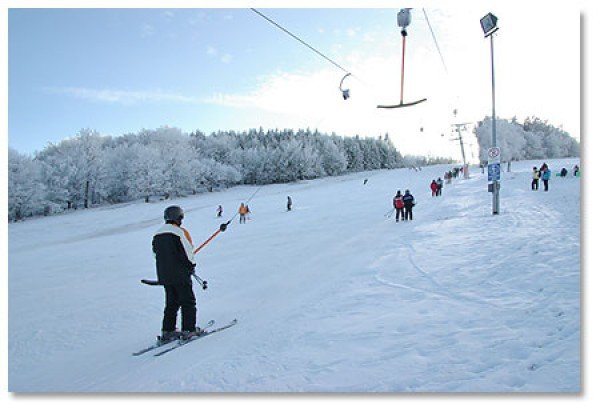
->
xmin=150 ymin=159 xmax=578 ymax=343
xmin=238 ymin=203 xmax=251 ymax=223
xmin=430 ymin=178 xmax=444 ymax=197
xmin=531 ymin=163 xmax=580 ymax=192
xmin=215 ymin=196 xmax=293 ymax=223
xmin=559 ymin=164 xmax=579 ymax=178
xmin=392 ymin=190 xmax=416 ymax=222
xmin=151 ymin=194 xmax=297 ymax=341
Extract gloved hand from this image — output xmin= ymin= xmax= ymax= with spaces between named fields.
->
xmin=220 ymin=223 xmax=228 ymax=232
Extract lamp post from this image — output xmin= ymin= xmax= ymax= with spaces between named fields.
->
xmin=481 ymin=12 xmax=500 ymax=215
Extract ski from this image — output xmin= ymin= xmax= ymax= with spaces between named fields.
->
xmin=132 ymin=320 xmax=215 ymax=356
xmin=154 ymin=319 xmax=238 ymax=357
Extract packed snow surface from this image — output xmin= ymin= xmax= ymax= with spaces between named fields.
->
xmin=8 ymin=159 xmax=580 ymax=392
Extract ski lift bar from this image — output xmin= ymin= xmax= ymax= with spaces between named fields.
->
xmin=377 ymin=98 xmax=427 ymax=109
xmin=378 ymin=9 xmax=427 ymax=109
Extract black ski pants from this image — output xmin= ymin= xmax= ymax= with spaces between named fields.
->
xmin=404 ymin=206 xmax=414 ymax=220
xmin=543 ymin=179 xmax=549 ymax=191
xmin=162 ymin=281 xmax=197 ymax=332
xmin=532 ymin=179 xmax=539 ymax=190
xmin=395 ymin=207 xmax=405 ymax=222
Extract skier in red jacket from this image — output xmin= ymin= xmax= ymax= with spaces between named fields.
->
xmin=430 ymin=180 xmax=438 ymax=197
xmin=393 ymin=190 xmax=405 ymax=222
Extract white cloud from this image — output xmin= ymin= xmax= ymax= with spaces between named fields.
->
xmin=44 ymin=87 xmax=209 ymax=106
xmin=220 ymin=54 xmax=233 ymax=64
xmin=140 ymin=23 xmax=154 ymax=38
xmin=188 ymin=11 xmax=208 ymax=27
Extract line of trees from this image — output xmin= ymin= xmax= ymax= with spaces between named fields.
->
xmin=8 ymin=127 xmax=453 ymax=221
xmin=474 ymin=116 xmax=580 ymax=163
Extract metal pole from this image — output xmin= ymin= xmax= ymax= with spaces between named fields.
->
xmin=457 ymin=127 xmax=467 ymax=170
xmin=400 ymin=30 xmax=407 ymax=104
xmin=490 ymin=33 xmax=500 ymax=215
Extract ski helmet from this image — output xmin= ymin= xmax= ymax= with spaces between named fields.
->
xmin=164 ymin=205 xmax=184 ymax=223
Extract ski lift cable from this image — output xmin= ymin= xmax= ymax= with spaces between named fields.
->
xmin=423 ymin=9 xmax=466 ymax=131
xmin=248 ymin=8 xmax=398 ymax=105
xmin=422 ymin=9 xmax=448 ymax=75
xmin=250 ymin=8 xmax=351 ymax=75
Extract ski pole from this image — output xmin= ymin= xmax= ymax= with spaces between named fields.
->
xmin=192 ymin=272 xmax=208 ymax=290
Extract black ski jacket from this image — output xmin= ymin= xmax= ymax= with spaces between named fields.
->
xmin=402 ymin=193 xmax=415 ymax=208
xmin=152 ymin=224 xmax=195 ymax=285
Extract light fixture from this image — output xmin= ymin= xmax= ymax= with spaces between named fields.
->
xmin=480 ymin=13 xmax=499 ymax=37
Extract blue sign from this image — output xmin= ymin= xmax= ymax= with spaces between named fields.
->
xmin=488 ymin=163 xmax=501 ymax=181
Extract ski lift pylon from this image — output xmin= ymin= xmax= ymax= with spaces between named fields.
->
xmin=378 ymin=9 xmax=427 ymax=109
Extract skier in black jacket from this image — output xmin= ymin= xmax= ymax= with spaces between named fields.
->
xmin=153 ymin=206 xmax=204 ymax=342
xmin=402 ymin=190 xmax=416 ymax=221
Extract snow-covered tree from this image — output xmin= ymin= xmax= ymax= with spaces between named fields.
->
xmin=475 ymin=116 xmax=579 ymax=163
xmin=8 ymin=148 xmax=46 ymax=221
xmin=9 ymin=124 xmax=424 ymax=220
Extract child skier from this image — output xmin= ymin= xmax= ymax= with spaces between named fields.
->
xmin=532 ymin=167 xmax=540 ymax=190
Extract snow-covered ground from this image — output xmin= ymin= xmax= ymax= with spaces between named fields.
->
xmin=8 ymin=159 xmax=580 ymax=392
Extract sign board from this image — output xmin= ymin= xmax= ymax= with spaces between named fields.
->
xmin=487 ymin=147 xmax=501 ymax=163
xmin=488 ymin=163 xmax=501 ymax=182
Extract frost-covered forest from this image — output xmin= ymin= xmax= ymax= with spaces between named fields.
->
xmin=8 ymin=116 xmax=580 ymax=222
xmin=474 ymin=116 xmax=580 ymax=163
xmin=8 ymin=127 xmax=452 ymax=221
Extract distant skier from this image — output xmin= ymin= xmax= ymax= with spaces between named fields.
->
xmin=430 ymin=180 xmax=438 ymax=197
xmin=402 ymin=190 xmax=415 ymax=221
xmin=152 ymin=206 xmax=204 ymax=342
xmin=541 ymin=166 xmax=552 ymax=191
xmin=573 ymin=164 xmax=580 ymax=176
xmin=239 ymin=203 xmax=248 ymax=224
xmin=216 ymin=205 xmax=223 ymax=218
xmin=436 ymin=177 xmax=443 ymax=196
xmin=393 ymin=190 xmax=405 ymax=222
xmin=363 ymin=178 xmax=369 ymax=185
xmin=532 ymin=167 xmax=540 ymax=191
xmin=560 ymin=167 xmax=568 ymax=177
xmin=287 ymin=196 xmax=292 ymax=211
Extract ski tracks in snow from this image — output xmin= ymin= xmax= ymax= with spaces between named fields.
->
xmin=367 ymin=170 xmax=580 ymax=390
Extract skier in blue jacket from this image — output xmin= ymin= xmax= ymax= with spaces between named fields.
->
xmin=541 ymin=166 xmax=552 ymax=192
xmin=402 ymin=190 xmax=416 ymax=221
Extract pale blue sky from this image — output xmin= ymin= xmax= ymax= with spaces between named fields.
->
xmin=8 ymin=5 xmax=580 ymax=159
